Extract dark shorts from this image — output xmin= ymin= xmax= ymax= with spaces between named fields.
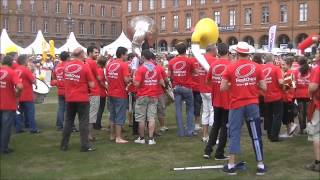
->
xmin=109 ymin=96 xmax=128 ymax=126
xmin=283 ymin=101 xmax=294 ymax=125
xmin=193 ymin=91 xmax=202 ymax=117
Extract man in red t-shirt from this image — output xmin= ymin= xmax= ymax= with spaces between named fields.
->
xmin=306 ymin=48 xmax=320 ymax=172
xmin=190 ymin=57 xmax=202 ymax=132
xmin=60 ymin=47 xmax=95 ymax=152
xmin=262 ymin=54 xmax=285 ymax=141
xmin=133 ymin=49 xmax=165 ymax=145
xmin=86 ymin=46 xmax=102 ymax=141
xmin=168 ymin=42 xmax=196 ymax=137
xmin=15 ymin=55 xmax=40 ymax=134
xmin=221 ymin=42 xmax=267 ymax=175
xmin=0 ymin=55 xmax=23 ymax=154
xmin=105 ymin=47 xmax=131 ymax=144
xmin=51 ymin=51 xmax=70 ymax=131
xmin=203 ymin=43 xmax=230 ymax=160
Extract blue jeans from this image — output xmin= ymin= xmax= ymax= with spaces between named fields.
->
xmin=56 ymin=95 xmax=66 ymax=129
xmin=173 ymin=85 xmax=195 ymax=137
xmin=109 ymin=97 xmax=128 ymax=126
xmin=15 ymin=102 xmax=38 ymax=132
xmin=0 ymin=110 xmax=15 ymax=152
xmin=228 ymin=104 xmax=264 ymax=162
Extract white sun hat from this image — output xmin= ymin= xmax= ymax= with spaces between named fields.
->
xmin=231 ymin=41 xmax=255 ymax=54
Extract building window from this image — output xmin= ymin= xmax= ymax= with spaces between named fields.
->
xmin=67 ymin=2 xmax=72 ymax=15
xmin=128 ymin=1 xmax=132 ymax=12
xmin=161 ymin=0 xmax=165 ymax=8
xmin=280 ymin=5 xmax=288 ymax=23
xmin=111 ymin=7 xmax=115 ymax=17
xmin=185 ymin=13 xmax=192 ymax=30
xmin=149 ymin=0 xmax=154 ymax=10
xmin=44 ymin=0 xmax=48 ymax=13
xmin=3 ymin=17 xmax=8 ymax=30
xmin=214 ymin=11 xmax=220 ymax=26
xmin=55 ymin=20 xmax=61 ymax=33
xmin=90 ymin=23 xmax=95 ymax=35
xmin=200 ymin=0 xmax=205 ymax=5
xmin=299 ymin=3 xmax=307 ymax=22
xmin=173 ymin=15 xmax=179 ymax=32
xmin=18 ymin=17 xmax=23 ymax=32
xmin=16 ymin=0 xmax=22 ymax=9
xmin=244 ymin=8 xmax=252 ymax=25
xmin=186 ymin=0 xmax=192 ymax=6
xmin=111 ymin=23 xmax=116 ymax=36
xmin=213 ymin=0 xmax=220 ymax=3
xmin=90 ymin=5 xmax=95 ymax=16
xmin=30 ymin=0 xmax=35 ymax=12
xmin=229 ymin=9 xmax=236 ymax=26
xmin=67 ymin=23 xmax=73 ymax=34
xmin=101 ymin=23 xmax=106 ymax=35
xmin=79 ymin=4 xmax=84 ymax=15
xmin=56 ymin=1 xmax=60 ymax=13
xmin=261 ymin=6 xmax=269 ymax=23
xmin=138 ymin=0 xmax=142 ymax=11
xmin=160 ymin=16 xmax=166 ymax=30
xmin=199 ymin=12 xmax=206 ymax=19
xmin=100 ymin=5 xmax=105 ymax=17
xmin=2 ymin=0 xmax=8 ymax=9
xmin=31 ymin=18 xmax=36 ymax=33
xmin=173 ymin=0 xmax=178 ymax=7
xmin=79 ymin=22 xmax=84 ymax=34
xmin=44 ymin=20 xmax=48 ymax=33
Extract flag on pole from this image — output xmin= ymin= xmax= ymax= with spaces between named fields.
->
xmin=268 ymin=25 xmax=277 ymax=52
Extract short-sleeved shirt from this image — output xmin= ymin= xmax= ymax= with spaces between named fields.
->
xmin=310 ymin=64 xmax=320 ymax=110
xmin=262 ymin=63 xmax=283 ymax=102
xmin=207 ymin=58 xmax=230 ymax=109
xmin=64 ymin=60 xmax=94 ymax=102
xmin=0 ymin=66 xmax=21 ymax=110
xmin=85 ymin=58 xmax=101 ymax=96
xmin=51 ymin=61 xmax=66 ymax=96
xmin=105 ymin=59 xmax=130 ymax=99
xmin=97 ymin=67 xmax=107 ymax=97
xmin=134 ymin=62 xmax=163 ymax=98
xmin=155 ymin=63 xmax=166 ymax=96
xmin=168 ymin=56 xmax=194 ymax=89
xmin=294 ymin=70 xmax=311 ymax=99
xmin=14 ymin=65 xmax=35 ymax=102
xmin=222 ymin=59 xmax=264 ymax=109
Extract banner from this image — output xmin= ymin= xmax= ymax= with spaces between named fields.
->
xmin=268 ymin=25 xmax=277 ymax=52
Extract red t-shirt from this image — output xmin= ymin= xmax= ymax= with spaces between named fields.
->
xmin=294 ymin=70 xmax=311 ymax=99
xmin=291 ymin=62 xmax=300 ymax=72
xmin=155 ymin=64 xmax=166 ymax=96
xmin=262 ymin=63 xmax=283 ymax=102
xmin=168 ymin=56 xmax=194 ymax=89
xmin=310 ymin=64 xmax=320 ymax=110
xmin=282 ymin=70 xmax=295 ymax=102
xmin=64 ymin=60 xmax=94 ymax=102
xmin=0 ymin=66 xmax=21 ymax=110
xmin=207 ymin=58 xmax=230 ymax=109
xmin=14 ymin=65 xmax=35 ymax=102
xmin=134 ymin=62 xmax=163 ymax=98
xmin=105 ymin=59 xmax=130 ymax=98
xmin=50 ymin=62 xmax=66 ymax=96
xmin=97 ymin=67 xmax=107 ymax=97
xmin=222 ymin=59 xmax=264 ymax=109
xmin=190 ymin=57 xmax=200 ymax=91
xmin=85 ymin=58 xmax=101 ymax=96
xmin=127 ymin=61 xmax=137 ymax=93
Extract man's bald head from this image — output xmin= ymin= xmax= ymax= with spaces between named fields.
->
xmin=72 ymin=47 xmax=85 ymax=60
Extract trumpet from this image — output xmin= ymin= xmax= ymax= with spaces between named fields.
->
xmin=191 ymin=18 xmax=219 ymax=72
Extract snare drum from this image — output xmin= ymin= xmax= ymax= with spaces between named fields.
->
xmin=33 ymin=78 xmax=50 ymax=104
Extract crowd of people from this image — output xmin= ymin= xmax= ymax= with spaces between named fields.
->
xmin=0 ymin=40 xmax=319 ymax=175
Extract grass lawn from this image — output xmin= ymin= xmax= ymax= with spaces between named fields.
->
xmin=1 ymin=88 xmax=319 ymax=180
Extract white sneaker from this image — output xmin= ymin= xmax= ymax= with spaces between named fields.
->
xmin=216 ymin=140 xmax=219 ymax=145
xmin=289 ymin=123 xmax=298 ymax=135
xmin=202 ymin=137 xmax=209 ymax=143
xmin=148 ymin=139 xmax=156 ymax=145
xmin=160 ymin=126 xmax=169 ymax=132
xmin=134 ymin=137 xmax=145 ymax=144
xmin=195 ymin=124 xmax=202 ymax=131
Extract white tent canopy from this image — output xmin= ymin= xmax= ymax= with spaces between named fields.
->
xmin=58 ymin=32 xmax=86 ymax=53
xmin=102 ymin=31 xmax=132 ymax=56
xmin=22 ymin=30 xmax=50 ymax=54
xmin=0 ymin=29 xmax=23 ymax=54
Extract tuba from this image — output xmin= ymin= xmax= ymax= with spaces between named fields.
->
xmin=191 ymin=18 xmax=219 ymax=71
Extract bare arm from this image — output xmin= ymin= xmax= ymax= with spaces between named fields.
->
xmin=259 ymin=80 xmax=267 ymax=92
xmin=15 ymin=83 xmax=23 ymax=97
xmin=133 ymin=80 xmax=140 ymax=87
xmin=159 ymin=79 xmax=165 ymax=88
xmin=309 ymin=83 xmax=319 ymax=96
xmin=220 ymin=79 xmax=230 ymax=91
xmin=88 ymin=81 xmax=94 ymax=88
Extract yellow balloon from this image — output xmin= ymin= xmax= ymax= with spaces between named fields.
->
xmin=191 ymin=18 xmax=219 ymax=49
xmin=4 ymin=45 xmax=18 ymax=55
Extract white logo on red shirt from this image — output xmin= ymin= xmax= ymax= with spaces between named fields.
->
xmin=0 ymin=70 xmax=8 ymax=80
xmin=144 ymin=71 xmax=158 ymax=85
xmin=297 ymin=72 xmax=310 ymax=85
xmin=235 ymin=64 xmax=256 ymax=78
xmin=173 ymin=61 xmax=186 ymax=71
xmin=235 ymin=63 xmax=257 ymax=86
xmin=107 ymin=63 xmax=120 ymax=79
xmin=55 ymin=67 xmax=64 ymax=76
xmin=65 ymin=64 xmax=82 ymax=74
xmin=263 ymin=67 xmax=272 ymax=84
xmin=212 ymin=64 xmax=227 ymax=83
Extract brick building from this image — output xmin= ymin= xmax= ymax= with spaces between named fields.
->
xmin=122 ymin=0 xmax=319 ymax=52
xmin=0 ymin=0 xmax=122 ymax=49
